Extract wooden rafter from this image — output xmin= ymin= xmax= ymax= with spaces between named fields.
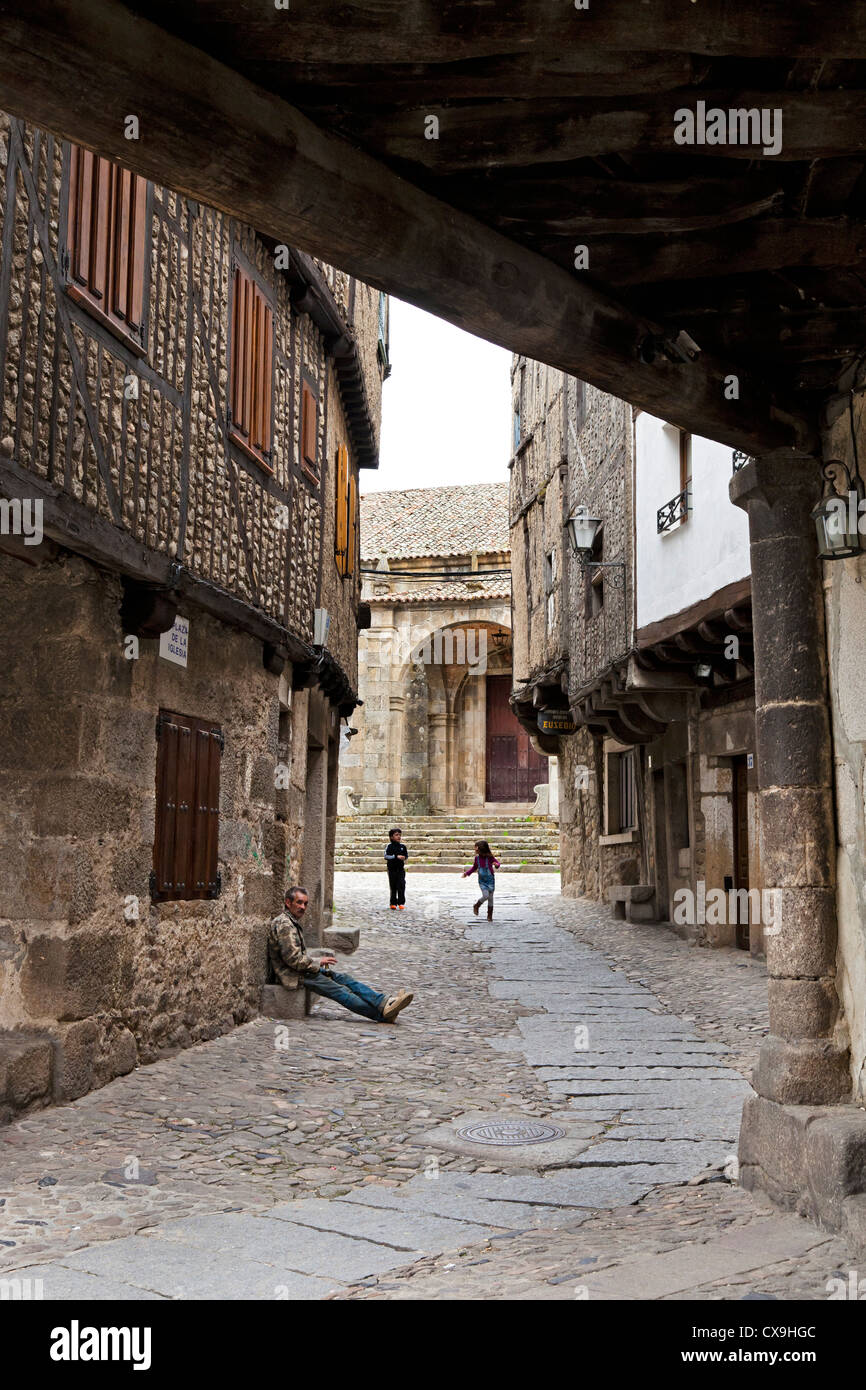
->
xmin=0 ymin=0 xmax=817 ymax=455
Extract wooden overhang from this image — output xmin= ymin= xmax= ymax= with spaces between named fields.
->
xmin=3 ymin=3 xmax=866 ymax=455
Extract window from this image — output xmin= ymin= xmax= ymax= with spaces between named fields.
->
xmin=300 ymin=378 xmax=319 ymax=482
xmin=513 ymin=405 xmax=521 ymax=454
xmin=679 ymin=429 xmax=692 ymax=516
xmin=347 ymin=470 xmax=358 ymax=577
xmin=335 ymin=443 xmax=357 ymax=578
xmin=545 ymin=550 xmax=556 ymax=591
xmin=152 ymin=711 xmax=222 ymax=902
xmin=229 ymin=264 xmax=274 ymax=471
xmin=66 ymin=144 xmax=149 ymax=350
xmin=604 ymin=746 xmax=636 ymax=835
xmin=377 ymin=291 xmax=389 ymax=373
xmin=585 ymin=523 xmax=604 ymax=617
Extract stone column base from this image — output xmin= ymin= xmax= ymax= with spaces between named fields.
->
xmin=739 ymin=1094 xmax=866 ymax=1250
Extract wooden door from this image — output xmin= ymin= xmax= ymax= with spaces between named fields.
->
xmin=732 ymin=755 xmax=750 ymax=949
xmin=652 ymin=768 xmax=669 ymax=920
xmin=485 ymin=675 xmax=548 ymax=802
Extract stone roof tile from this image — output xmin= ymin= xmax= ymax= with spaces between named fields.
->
xmin=360 ymin=482 xmax=510 ymax=559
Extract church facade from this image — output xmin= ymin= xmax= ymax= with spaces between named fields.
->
xmin=340 ymin=483 xmax=552 ymax=816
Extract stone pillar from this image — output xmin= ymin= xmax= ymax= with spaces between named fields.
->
xmin=387 ymin=693 xmax=405 ymax=812
xmin=730 ymin=451 xmax=849 ymax=1105
xmin=428 ymin=710 xmax=450 ymax=811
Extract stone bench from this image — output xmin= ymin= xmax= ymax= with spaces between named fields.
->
xmin=607 ymin=884 xmax=657 ymax=924
xmin=260 ymin=983 xmax=312 ymax=1020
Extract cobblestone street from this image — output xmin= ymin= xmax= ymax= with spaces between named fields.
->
xmin=0 ymin=873 xmax=854 ymax=1300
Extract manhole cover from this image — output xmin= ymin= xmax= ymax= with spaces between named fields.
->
xmin=455 ymin=1120 xmax=565 ymax=1147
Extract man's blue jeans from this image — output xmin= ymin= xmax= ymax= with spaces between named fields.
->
xmin=303 ymin=967 xmax=386 ymax=1021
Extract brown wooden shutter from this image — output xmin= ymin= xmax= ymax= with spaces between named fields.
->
xmin=66 ymin=144 xmax=148 ymax=346
xmin=152 ymin=711 xmax=222 ymax=902
xmin=301 ymin=381 xmax=318 ymax=476
xmin=346 ymin=469 xmax=358 ymax=577
xmin=229 ymin=264 xmax=274 ymax=470
xmin=335 ymin=444 xmax=349 ymax=573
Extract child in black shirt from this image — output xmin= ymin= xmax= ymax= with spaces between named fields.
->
xmin=384 ymin=827 xmax=409 ymax=909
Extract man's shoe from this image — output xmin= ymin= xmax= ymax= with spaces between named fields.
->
xmin=398 ymin=904 xmax=405 ymax=909
xmin=390 ymin=905 xmax=398 ymax=909
xmin=381 ymin=989 xmax=414 ymax=1022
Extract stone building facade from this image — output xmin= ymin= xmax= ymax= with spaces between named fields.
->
xmin=510 ymin=357 xmax=761 ymax=951
xmin=0 ymin=114 xmax=384 ymax=1120
xmin=340 ymin=483 xmax=551 ymax=816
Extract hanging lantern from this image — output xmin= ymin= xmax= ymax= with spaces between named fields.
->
xmin=812 ymin=461 xmax=863 ymax=560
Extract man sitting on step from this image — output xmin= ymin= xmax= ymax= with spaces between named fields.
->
xmin=268 ymin=886 xmax=413 ymax=1023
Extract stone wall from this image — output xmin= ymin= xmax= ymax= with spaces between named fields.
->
xmin=820 ymin=406 xmax=866 ymax=1099
xmin=0 ymin=549 xmax=296 ymax=1113
xmin=510 ymin=357 xmax=634 ymax=897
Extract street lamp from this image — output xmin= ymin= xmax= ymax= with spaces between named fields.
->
xmin=566 ymin=508 xmax=602 ymax=558
xmin=565 ymin=507 xmax=626 ymax=585
xmin=811 ymin=460 xmax=863 ymax=560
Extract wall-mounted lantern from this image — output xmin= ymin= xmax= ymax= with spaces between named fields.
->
xmin=811 ymin=460 xmax=863 ymax=560
xmin=566 ymin=506 xmax=626 ymax=585
xmin=566 ymin=507 xmax=602 ymax=558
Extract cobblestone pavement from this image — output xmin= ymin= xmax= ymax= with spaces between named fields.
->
xmin=0 ymin=873 xmax=854 ymax=1299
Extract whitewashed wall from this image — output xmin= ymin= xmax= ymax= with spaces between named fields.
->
xmin=635 ymin=412 xmax=750 ymax=630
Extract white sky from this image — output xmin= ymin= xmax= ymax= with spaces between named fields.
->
xmin=370 ymin=298 xmax=513 ymax=493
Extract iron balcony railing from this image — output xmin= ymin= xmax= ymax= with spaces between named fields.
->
xmin=732 ymin=450 xmax=752 ymax=473
xmin=657 ymin=485 xmax=691 ymax=533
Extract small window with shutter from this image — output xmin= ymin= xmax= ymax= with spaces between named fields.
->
xmin=346 ymin=470 xmax=358 ymax=578
xmin=65 ymin=144 xmax=149 ymax=351
xmin=300 ymin=377 xmax=319 ymax=483
xmin=229 ymin=263 xmax=274 ymax=472
xmin=151 ymin=711 xmax=222 ymax=903
xmin=335 ymin=443 xmax=349 ymax=575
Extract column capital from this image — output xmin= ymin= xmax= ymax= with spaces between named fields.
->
xmin=730 ymin=448 xmax=822 ymax=514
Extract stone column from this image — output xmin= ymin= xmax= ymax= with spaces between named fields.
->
xmin=428 ymin=710 xmax=450 ymax=811
xmin=731 ymin=450 xmax=849 ymax=1105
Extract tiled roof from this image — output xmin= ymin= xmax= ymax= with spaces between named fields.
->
xmin=360 ymin=482 xmax=510 ymax=559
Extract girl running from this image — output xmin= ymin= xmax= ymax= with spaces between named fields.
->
xmin=462 ymin=839 xmax=501 ymax=920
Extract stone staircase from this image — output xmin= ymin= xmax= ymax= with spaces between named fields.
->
xmin=335 ymin=813 xmax=560 ymax=873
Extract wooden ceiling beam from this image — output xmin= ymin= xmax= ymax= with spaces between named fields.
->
xmin=334 ymin=94 xmax=866 ymax=171
xmin=244 ymin=52 xmax=702 ymax=103
xmin=130 ymin=0 xmax=866 ymax=63
xmin=566 ymin=219 xmax=866 ymax=285
xmin=0 ymin=0 xmax=815 ymax=456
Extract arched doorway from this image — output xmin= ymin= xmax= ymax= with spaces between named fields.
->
xmin=485 ymin=672 xmax=549 ymax=802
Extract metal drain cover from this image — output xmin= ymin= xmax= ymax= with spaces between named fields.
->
xmin=455 ymin=1119 xmax=566 ymax=1147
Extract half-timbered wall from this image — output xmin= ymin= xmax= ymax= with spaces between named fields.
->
xmin=0 ymin=112 xmax=371 ymax=679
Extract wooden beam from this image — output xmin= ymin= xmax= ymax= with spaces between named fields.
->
xmin=572 ymin=219 xmax=866 ymax=285
xmin=337 ymin=94 xmax=866 ymax=170
xmin=0 ymin=0 xmax=815 ymax=454
xmin=133 ymin=0 xmax=866 ymax=63
xmin=249 ymin=52 xmax=702 ymax=104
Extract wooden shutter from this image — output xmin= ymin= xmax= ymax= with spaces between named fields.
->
xmin=335 ymin=444 xmax=349 ymax=574
xmin=346 ymin=470 xmax=358 ymax=577
xmin=229 ymin=264 xmax=273 ymax=470
xmin=301 ymin=381 xmax=318 ymax=477
xmin=152 ymin=711 xmax=222 ymax=902
xmin=66 ymin=144 xmax=148 ymax=346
